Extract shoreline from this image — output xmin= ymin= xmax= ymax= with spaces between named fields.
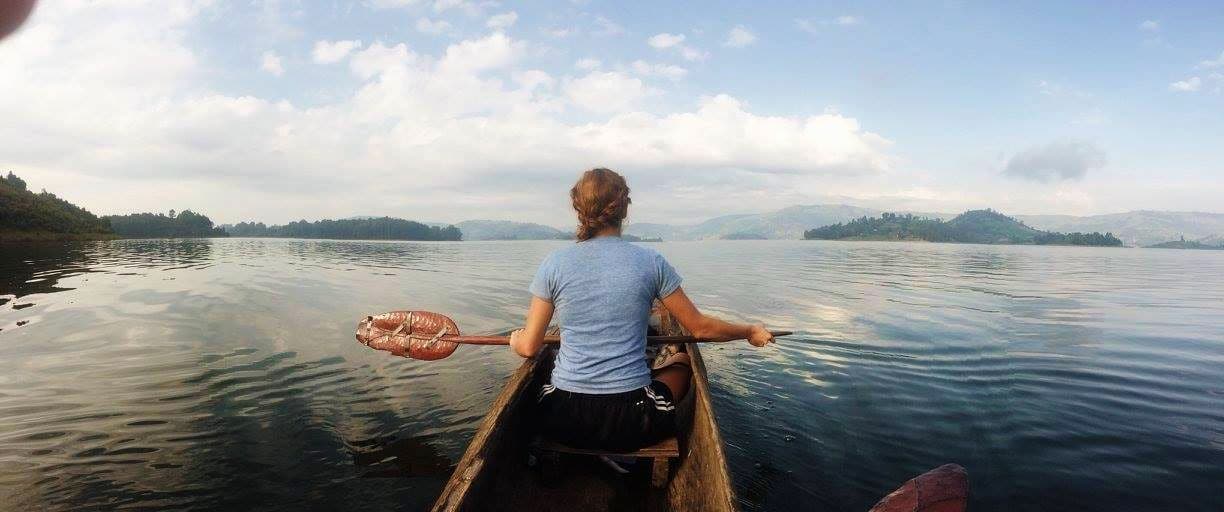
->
xmin=0 ymin=231 xmax=117 ymax=243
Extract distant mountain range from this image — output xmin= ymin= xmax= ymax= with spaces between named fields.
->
xmin=421 ymin=205 xmax=1224 ymax=247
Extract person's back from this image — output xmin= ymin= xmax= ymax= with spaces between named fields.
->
xmin=530 ymin=235 xmax=681 ymax=394
xmin=509 ymin=168 xmax=774 ymax=451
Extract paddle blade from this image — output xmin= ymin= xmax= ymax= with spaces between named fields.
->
xmin=356 ymin=311 xmax=460 ymax=360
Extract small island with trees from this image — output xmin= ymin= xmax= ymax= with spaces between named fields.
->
xmin=223 ymin=217 xmax=461 ymax=241
xmin=804 ymin=209 xmax=1124 ymax=246
xmin=104 ymin=210 xmax=229 ymax=238
xmin=1145 ymin=236 xmax=1224 ymax=250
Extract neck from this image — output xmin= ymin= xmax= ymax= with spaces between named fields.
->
xmin=593 ymin=227 xmax=622 ymax=238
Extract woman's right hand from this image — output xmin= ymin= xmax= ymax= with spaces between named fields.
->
xmin=747 ymin=324 xmax=774 ymax=347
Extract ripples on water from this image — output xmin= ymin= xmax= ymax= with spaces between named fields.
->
xmin=0 ymin=239 xmax=1221 ymax=511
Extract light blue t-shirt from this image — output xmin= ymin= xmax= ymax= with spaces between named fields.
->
xmin=529 ymin=236 xmax=683 ymax=394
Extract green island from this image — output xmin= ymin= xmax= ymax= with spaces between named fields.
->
xmin=1145 ymin=237 xmax=1224 ymax=250
xmin=721 ymin=232 xmax=769 ymax=240
xmin=224 ymin=218 xmax=462 ymax=241
xmin=804 ymin=209 xmax=1124 ymax=246
xmin=623 ymin=233 xmax=663 ymax=242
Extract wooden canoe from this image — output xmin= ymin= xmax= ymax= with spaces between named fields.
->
xmin=431 ymin=310 xmax=736 ymax=511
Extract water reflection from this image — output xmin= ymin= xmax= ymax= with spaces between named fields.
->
xmin=0 ymin=239 xmax=1222 ymax=511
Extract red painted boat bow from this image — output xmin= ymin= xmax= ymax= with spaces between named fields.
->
xmin=868 ymin=463 xmax=969 ymax=512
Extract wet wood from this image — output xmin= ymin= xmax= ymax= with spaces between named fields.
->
xmin=666 ymin=339 xmax=736 ymax=511
xmin=530 ymin=436 xmax=679 ymax=458
xmin=431 ymin=348 xmax=541 ymax=511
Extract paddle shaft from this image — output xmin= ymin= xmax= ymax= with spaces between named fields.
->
xmin=437 ymin=331 xmax=793 ymax=346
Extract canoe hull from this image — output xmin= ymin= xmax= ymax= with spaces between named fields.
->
xmin=432 ymin=312 xmax=735 ymax=512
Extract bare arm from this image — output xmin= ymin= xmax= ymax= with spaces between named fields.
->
xmin=509 ymin=296 xmax=555 ymax=358
xmin=660 ymin=287 xmax=774 ymax=347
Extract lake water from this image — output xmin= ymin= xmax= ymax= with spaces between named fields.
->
xmin=1 ymin=238 xmax=1222 ymax=511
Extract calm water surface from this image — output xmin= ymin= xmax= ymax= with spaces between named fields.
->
xmin=1 ymin=239 xmax=1222 ymax=511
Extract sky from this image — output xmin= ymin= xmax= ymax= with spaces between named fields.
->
xmin=0 ymin=0 xmax=1221 ymax=226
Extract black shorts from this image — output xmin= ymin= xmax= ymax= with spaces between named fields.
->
xmin=536 ymin=380 xmax=677 ymax=452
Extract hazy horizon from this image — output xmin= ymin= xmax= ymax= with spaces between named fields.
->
xmin=2 ymin=1 xmax=1222 ymax=226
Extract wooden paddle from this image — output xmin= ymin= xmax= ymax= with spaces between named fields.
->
xmin=356 ymin=310 xmax=792 ymax=361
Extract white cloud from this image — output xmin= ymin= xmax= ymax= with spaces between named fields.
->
xmin=438 ymin=32 xmax=525 ymax=74
xmin=573 ymin=95 xmax=893 ymax=173
xmin=648 ymin=32 xmax=707 ymax=61
xmin=486 ymin=11 xmax=518 ymax=29
xmin=678 ymin=46 xmax=709 ymax=62
xmin=433 ymin=0 xmax=480 ymax=16
xmin=368 ymin=0 xmax=419 ymax=7
xmin=546 ymin=27 xmax=577 ymax=38
xmin=349 ymin=42 xmax=416 ymax=79
xmin=648 ymin=32 xmax=685 ymax=49
xmin=1138 ymin=20 xmax=1160 ymax=32
xmin=796 ymin=15 xmax=862 ymax=34
xmin=260 ymin=50 xmax=284 ymax=76
xmin=1169 ymin=76 xmax=1201 ymax=92
xmin=1165 ymin=52 xmax=1224 ymax=94
xmin=723 ymin=25 xmax=756 ymax=48
xmin=630 ymin=60 xmax=687 ymax=81
xmin=514 ymin=70 xmax=555 ymax=92
xmin=416 ymin=17 xmax=452 ymax=35
xmin=1036 ymin=80 xmax=1091 ymax=99
xmin=592 ymin=16 xmax=624 ymax=37
xmin=575 ymin=58 xmax=602 ymax=71
xmin=1197 ymin=50 xmax=1224 ymax=69
xmin=312 ymin=39 xmax=362 ymax=64
xmin=564 ymin=71 xmax=649 ymax=113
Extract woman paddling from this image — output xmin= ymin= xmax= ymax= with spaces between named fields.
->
xmin=509 ymin=168 xmax=776 ymax=452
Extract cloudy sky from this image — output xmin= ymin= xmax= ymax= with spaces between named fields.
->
xmin=1 ymin=1 xmax=1221 ymax=226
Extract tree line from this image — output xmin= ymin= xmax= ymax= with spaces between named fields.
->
xmin=3 ymin=172 xmax=460 ymax=241
xmin=224 ymin=217 xmax=462 ymax=241
xmin=2 ymin=172 xmax=224 ymax=240
xmin=1 ymin=171 xmax=112 ymax=238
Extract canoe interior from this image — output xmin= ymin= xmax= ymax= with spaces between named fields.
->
xmin=432 ymin=311 xmax=736 ymax=512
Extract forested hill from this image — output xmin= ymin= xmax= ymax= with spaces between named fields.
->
xmin=224 ymin=217 xmax=462 ymax=241
xmin=805 ymin=209 xmax=1124 ymax=246
xmin=0 ymin=172 xmax=112 ymax=240
xmin=103 ymin=211 xmax=228 ymax=238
